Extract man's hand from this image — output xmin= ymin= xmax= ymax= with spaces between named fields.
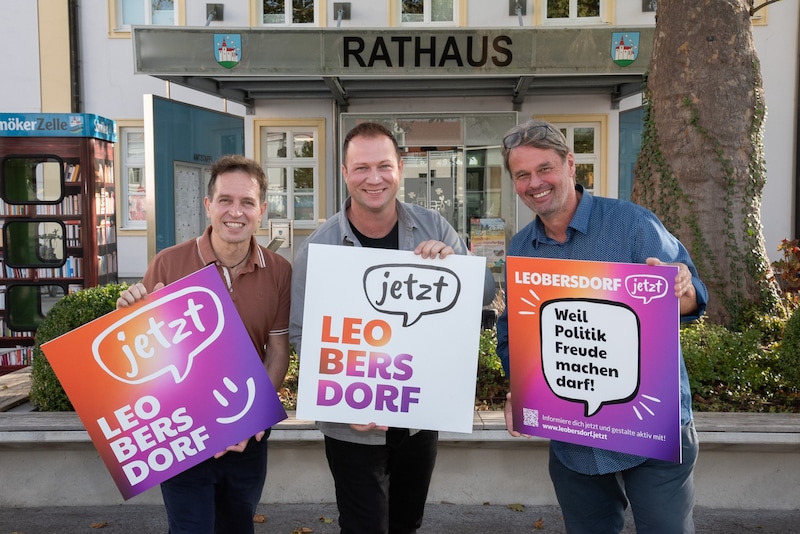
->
xmin=414 ymin=240 xmax=454 ymax=259
xmin=116 ymin=282 xmax=164 ymax=309
xmin=504 ymin=392 xmax=530 ymax=438
xmin=350 ymin=422 xmax=389 ymax=432
xmin=645 ymin=258 xmax=698 ymax=315
xmin=213 ymin=430 xmax=266 ymax=459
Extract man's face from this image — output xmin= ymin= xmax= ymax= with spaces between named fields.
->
xmin=204 ymin=170 xmax=266 ymax=245
xmin=507 ymin=145 xmax=576 ymax=219
xmin=342 ymin=134 xmax=402 ymax=214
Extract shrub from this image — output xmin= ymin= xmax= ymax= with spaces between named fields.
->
xmin=772 ymin=239 xmax=800 ymax=292
xmin=775 ymin=306 xmax=800 ymax=391
xmin=279 ymin=345 xmax=300 ymax=410
xmin=475 ymin=327 xmax=508 ymax=410
xmin=681 ymin=316 xmax=799 ymax=412
xmin=29 ymin=283 xmax=128 ymax=411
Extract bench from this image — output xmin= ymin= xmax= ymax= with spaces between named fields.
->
xmin=2 ymin=366 xmax=798 ymax=451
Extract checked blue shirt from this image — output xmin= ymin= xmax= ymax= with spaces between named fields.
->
xmin=496 ymin=185 xmax=708 ymax=475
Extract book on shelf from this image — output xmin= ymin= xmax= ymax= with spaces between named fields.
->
xmin=0 ymin=345 xmax=33 ymax=366
xmin=66 ymin=163 xmax=81 ymax=183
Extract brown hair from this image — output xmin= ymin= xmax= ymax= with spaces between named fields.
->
xmin=208 ymin=154 xmax=268 ymax=203
xmin=342 ymin=122 xmax=401 ymax=166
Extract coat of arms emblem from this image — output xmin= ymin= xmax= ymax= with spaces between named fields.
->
xmin=215 ymin=34 xmax=241 ymax=69
xmin=611 ymin=32 xmax=639 ymax=67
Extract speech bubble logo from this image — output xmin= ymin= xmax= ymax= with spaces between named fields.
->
xmin=624 ymin=274 xmax=669 ymax=305
xmin=540 ymin=298 xmax=640 ymax=417
xmin=92 ymin=286 xmax=225 ymax=385
xmin=363 ymin=263 xmax=461 ymax=327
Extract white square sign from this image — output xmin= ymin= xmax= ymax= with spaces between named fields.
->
xmin=296 ymin=244 xmax=487 ymax=433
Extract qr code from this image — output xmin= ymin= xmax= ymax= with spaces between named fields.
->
xmin=523 ymin=407 xmax=539 ymax=428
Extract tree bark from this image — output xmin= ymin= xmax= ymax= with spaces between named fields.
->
xmin=633 ymin=0 xmax=783 ymax=326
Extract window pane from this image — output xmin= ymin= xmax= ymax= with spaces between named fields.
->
xmin=294 ymin=194 xmax=314 ymax=220
xmin=402 ymin=0 xmax=424 ymax=22
xmin=151 ymin=0 xmax=174 ymax=25
xmin=547 ymin=0 xmax=569 ymax=18
xmin=575 ymin=164 xmax=594 ymax=190
xmin=128 ymin=193 xmax=146 ymax=221
xmin=267 ymin=167 xmax=287 ymax=191
xmin=266 ymin=133 xmax=288 ymax=158
xmin=293 ymin=168 xmax=314 ymax=191
xmin=268 ymin=194 xmax=288 ymax=219
xmin=128 ymin=167 xmax=144 ymax=189
xmin=121 ymin=0 xmax=145 ymax=25
xmin=263 ymin=0 xmax=285 ymax=23
xmin=578 ymin=0 xmax=600 ymax=17
xmin=266 ymin=167 xmax=287 ymax=219
xmin=431 ymin=0 xmax=454 ymax=22
xmin=1 ymin=156 xmax=64 ymax=203
xmin=292 ymin=0 xmax=314 ymax=23
xmin=127 ymin=168 xmax=146 ymax=221
xmin=125 ymin=131 xmax=144 ymax=159
xmin=293 ymin=132 xmax=314 ymax=158
xmin=573 ymin=128 xmax=595 ymax=154
xmin=4 ymin=221 xmax=65 ymax=267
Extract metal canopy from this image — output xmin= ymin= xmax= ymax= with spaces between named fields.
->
xmin=133 ymin=27 xmax=652 ymax=111
xmin=156 ymin=74 xmax=644 ymax=111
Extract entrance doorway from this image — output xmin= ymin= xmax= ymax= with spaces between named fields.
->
xmin=400 ymin=148 xmax=459 ymax=232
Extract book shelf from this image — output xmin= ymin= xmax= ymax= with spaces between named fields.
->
xmin=0 ymin=113 xmax=118 ymax=372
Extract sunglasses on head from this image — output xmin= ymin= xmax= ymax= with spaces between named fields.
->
xmin=502 ymin=124 xmax=561 ymax=149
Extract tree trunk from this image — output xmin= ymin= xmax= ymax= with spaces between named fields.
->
xmin=633 ymin=0 xmax=783 ymax=326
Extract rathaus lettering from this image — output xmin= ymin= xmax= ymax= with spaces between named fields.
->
xmin=343 ymin=35 xmax=512 ymax=68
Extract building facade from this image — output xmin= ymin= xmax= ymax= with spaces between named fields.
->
xmin=2 ymin=0 xmax=797 ymax=279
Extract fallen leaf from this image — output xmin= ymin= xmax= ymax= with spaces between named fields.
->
xmin=291 ymin=528 xmax=313 ymax=534
xmin=319 ymin=516 xmax=334 ymax=524
xmin=533 ymin=517 xmax=544 ymax=529
xmin=253 ymin=513 xmax=266 ymax=523
xmin=89 ymin=521 xmax=108 ymax=528
xmin=507 ymin=503 xmax=525 ymax=512
xmin=482 ymin=502 xmax=492 ymax=506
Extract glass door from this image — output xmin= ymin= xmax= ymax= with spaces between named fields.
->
xmin=400 ymin=148 xmax=461 ymax=234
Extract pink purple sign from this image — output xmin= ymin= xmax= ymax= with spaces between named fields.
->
xmin=42 ymin=265 xmax=287 ymax=499
xmin=507 ymin=256 xmax=682 ymax=462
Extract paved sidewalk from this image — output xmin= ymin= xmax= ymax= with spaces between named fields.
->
xmin=1 ymin=503 xmax=798 ymax=533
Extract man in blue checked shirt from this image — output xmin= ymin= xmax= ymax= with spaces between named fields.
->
xmin=496 ymin=119 xmax=708 ymax=534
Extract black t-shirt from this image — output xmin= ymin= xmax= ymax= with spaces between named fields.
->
xmin=349 ymin=220 xmax=399 ymax=250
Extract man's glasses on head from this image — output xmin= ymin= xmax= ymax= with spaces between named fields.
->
xmin=502 ymin=124 xmax=562 ymax=149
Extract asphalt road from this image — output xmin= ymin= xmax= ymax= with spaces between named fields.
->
xmin=1 ymin=503 xmax=798 ymax=534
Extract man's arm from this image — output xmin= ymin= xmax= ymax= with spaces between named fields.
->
xmin=264 ymin=332 xmax=290 ymax=392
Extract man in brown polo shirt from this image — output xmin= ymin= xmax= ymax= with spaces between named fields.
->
xmin=117 ymin=155 xmax=291 ymax=534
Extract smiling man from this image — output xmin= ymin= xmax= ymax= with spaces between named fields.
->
xmin=290 ymin=122 xmax=495 ymax=534
xmin=496 ymin=119 xmax=708 ymax=533
xmin=116 ymin=155 xmax=291 ymax=534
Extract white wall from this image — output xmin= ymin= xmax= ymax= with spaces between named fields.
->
xmin=755 ymin=1 xmax=799 ymax=258
xmin=0 ymin=2 xmax=42 ymax=112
